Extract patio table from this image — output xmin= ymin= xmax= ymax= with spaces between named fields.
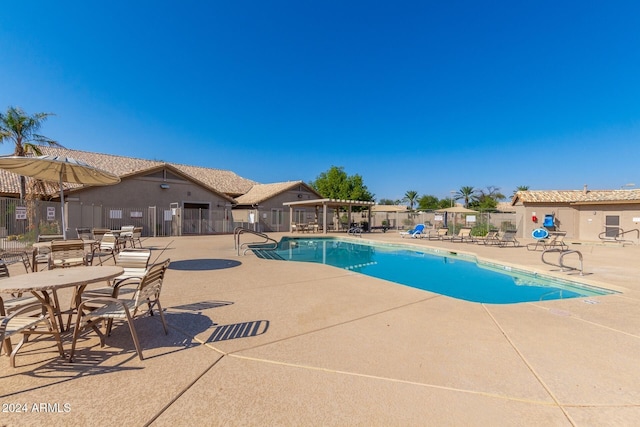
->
xmin=0 ymin=266 xmax=123 ymax=333
xmin=31 ymin=240 xmax=98 ymax=271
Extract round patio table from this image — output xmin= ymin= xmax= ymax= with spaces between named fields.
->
xmin=0 ymin=266 xmax=123 ymax=332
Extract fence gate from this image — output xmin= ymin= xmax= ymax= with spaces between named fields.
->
xmin=148 ymin=206 xmax=157 ymax=237
xmin=183 ymin=207 xmax=212 ymax=234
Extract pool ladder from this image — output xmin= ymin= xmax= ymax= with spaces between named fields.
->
xmin=347 ymin=226 xmax=363 ymax=237
xmin=234 ymin=226 xmax=278 ymax=256
xmin=539 ymin=289 xmax=565 ymax=301
xmin=541 ymin=248 xmax=584 ymax=276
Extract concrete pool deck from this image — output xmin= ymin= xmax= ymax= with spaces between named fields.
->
xmin=2 ymin=233 xmax=640 ymax=426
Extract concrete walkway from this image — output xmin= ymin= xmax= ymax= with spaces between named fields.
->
xmin=2 ymin=233 xmax=640 ymax=426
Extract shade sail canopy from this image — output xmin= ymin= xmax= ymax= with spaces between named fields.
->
xmin=0 ymin=155 xmax=121 ymax=239
xmin=0 ymin=155 xmax=120 ymax=186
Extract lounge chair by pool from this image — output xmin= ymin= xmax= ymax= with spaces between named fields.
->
xmin=400 ymin=224 xmax=425 ymax=238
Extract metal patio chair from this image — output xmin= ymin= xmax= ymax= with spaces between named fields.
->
xmin=69 ymin=259 xmax=170 ymax=361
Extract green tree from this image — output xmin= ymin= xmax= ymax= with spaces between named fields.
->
xmin=417 ymin=194 xmax=440 ymax=210
xmin=513 ymin=185 xmax=529 ymax=196
xmin=438 ymin=198 xmax=453 ymax=209
xmin=471 ymin=186 xmax=505 ymax=210
xmin=0 ymin=106 xmax=61 ymax=199
xmin=474 ymin=194 xmax=498 ymax=210
xmin=378 ymin=198 xmax=396 ymax=205
xmin=454 ymin=186 xmax=478 ymax=208
xmin=483 ymin=185 xmax=505 ymax=201
xmin=403 ymin=190 xmax=419 ymax=210
xmin=309 ymin=166 xmax=374 ymax=201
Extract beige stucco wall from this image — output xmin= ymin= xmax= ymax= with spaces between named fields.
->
xmin=69 ymin=175 xmax=229 ymax=207
xmin=514 ymin=203 xmax=576 ymax=238
xmin=235 ymin=186 xmax=323 ymax=232
xmin=515 ymin=202 xmax=640 ymax=243
xmin=64 ymin=173 xmax=231 ymax=234
xmin=575 ymin=204 xmax=640 ymax=242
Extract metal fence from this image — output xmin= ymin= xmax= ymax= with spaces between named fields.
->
xmin=366 ymin=210 xmax=517 ymax=234
xmin=232 ymin=209 xmax=517 ymax=235
xmin=77 ymin=205 xmax=233 ymax=237
xmin=0 ymin=196 xmax=517 ymax=251
xmin=0 ymin=196 xmax=238 ymax=251
xmin=0 ymin=197 xmax=63 ymax=251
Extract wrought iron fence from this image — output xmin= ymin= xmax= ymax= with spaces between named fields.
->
xmin=0 ymin=198 xmax=62 ymax=251
xmin=366 ymin=210 xmax=516 ymax=234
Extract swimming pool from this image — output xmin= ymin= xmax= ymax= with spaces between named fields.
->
xmin=270 ymin=237 xmax=614 ymax=304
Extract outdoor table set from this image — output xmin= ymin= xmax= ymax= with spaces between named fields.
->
xmin=31 ymin=239 xmax=98 ymax=272
xmin=293 ymin=223 xmax=320 ymax=233
xmin=0 ymin=265 xmax=123 ymax=367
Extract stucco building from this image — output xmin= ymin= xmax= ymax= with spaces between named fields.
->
xmin=512 ymin=186 xmax=640 ymax=244
xmin=0 ymin=147 xmax=319 ymax=236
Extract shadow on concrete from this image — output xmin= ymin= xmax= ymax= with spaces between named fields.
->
xmin=206 ymin=320 xmax=269 ymax=343
xmin=168 ymin=259 xmax=241 ymax=271
xmin=170 ymin=301 xmax=234 ymax=311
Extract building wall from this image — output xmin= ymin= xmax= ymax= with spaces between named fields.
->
xmin=575 ymin=204 xmax=640 ymax=242
xmin=64 ymin=172 xmax=231 ymax=234
xmin=515 ymin=201 xmax=640 ymax=243
xmin=233 ymin=185 xmax=322 ymax=232
xmin=514 ymin=203 xmax=576 ymax=238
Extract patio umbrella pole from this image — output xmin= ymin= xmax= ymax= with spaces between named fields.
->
xmin=59 ymin=173 xmax=67 ymax=240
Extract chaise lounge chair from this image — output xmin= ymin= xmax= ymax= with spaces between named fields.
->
xmin=527 ymin=231 xmax=568 ymax=251
xmin=480 ymin=230 xmax=500 ymax=245
xmin=497 ymin=230 xmax=520 ymax=247
xmin=400 ymin=224 xmax=425 ymax=238
xmin=448 ymin=227 xmax=476 ymax=243
xmin=426 ymin=228 xmax=449 ymax=240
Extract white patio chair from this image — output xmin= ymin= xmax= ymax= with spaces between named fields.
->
xmin=92 ymin=233 xmax=119 ymax=265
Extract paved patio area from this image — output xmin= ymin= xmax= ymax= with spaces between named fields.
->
xmin=2 ymin=233 xmax=640 ymax=426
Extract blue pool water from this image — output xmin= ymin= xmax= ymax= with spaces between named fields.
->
xmin=272 ymin=237 xmax=613 ymax=304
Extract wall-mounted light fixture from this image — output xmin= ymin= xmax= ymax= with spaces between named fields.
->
xmin=160 ymin=183 xmax=170 ymax=189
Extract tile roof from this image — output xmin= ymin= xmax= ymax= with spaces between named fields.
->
xmin=0 ymin=146 xmax=257 ymax=197
xmin=513 ymin=189 xmax=640 ymax=204
xmin=235 ymin=181 xmax=320 ymax=205
xmin=371 ymin=204 xmax=408 ymax=213
xmin=495 ymin=202 xmax=516 ymax=212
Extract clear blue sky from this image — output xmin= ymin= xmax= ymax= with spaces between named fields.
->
xmin=1 ymin=1 xmax=639 ymax=202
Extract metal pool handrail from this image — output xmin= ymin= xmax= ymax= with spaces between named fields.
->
xmin=541 ymin=248 xmax=584 ymax=276
xmin=233 ymin=226 xmax=278 ymax=256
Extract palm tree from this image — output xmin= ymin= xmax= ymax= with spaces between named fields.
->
xmin=513 ymin=185 xmax=529 ymax=196
xmin=0 ymin=106 xmax=61 ymax=199
xmin=403 ymin=190 xmax=419 ymax=210
xmin=483 ymin=185 xmax=505 ymax=201
xmin=454 ymin=186 xmax=477 ymax=208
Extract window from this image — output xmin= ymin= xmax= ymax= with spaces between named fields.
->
xmin=605 ymin=215 xmax=620 ymax=238
xmin=271 ymin=209 xmax=283 ymax=226
xmin=294 ymin=209 xmax=306 ymax=224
